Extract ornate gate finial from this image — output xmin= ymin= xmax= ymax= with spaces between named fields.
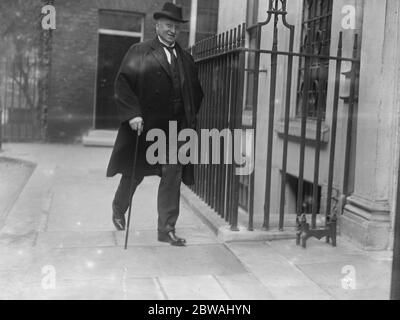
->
xmin=263 ymin=0 xmax=289 ymax=26
xmin=267 ymin=0 xmax=287 ymax=16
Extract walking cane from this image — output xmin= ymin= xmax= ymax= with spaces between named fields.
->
xmin=124 ymin=130 xmax=141 ymax=250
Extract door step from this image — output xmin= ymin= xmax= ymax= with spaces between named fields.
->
xmin=82 ymin=130 xmax=117 ymax=147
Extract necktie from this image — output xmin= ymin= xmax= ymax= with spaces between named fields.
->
xmin=164 ymin=45 xmax=177 ymax=67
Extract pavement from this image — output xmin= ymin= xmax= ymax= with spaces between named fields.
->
xmin=0 ymin=143 xmax=394 ymax=300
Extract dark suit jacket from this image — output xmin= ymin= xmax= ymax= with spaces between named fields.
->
xmin=106 ymin=37 xmax=204 ymax=185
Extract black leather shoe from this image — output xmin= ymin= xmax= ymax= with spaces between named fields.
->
xmin=158 ymin=231 xmax=186 ymax=246
xmin=112 ymin=212 xmax=126 ymax=231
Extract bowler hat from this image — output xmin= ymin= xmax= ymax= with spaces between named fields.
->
xmin=153 ymin=2 xmax=189 ymax=23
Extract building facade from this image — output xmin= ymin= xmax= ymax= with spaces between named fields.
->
xmin=213 ymin=0 xmax=400 ymax=250
xmin=41 ymin=0 xmax=219 ymax=142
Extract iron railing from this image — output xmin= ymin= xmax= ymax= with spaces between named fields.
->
xmin=190 ymin=0 xmax=360 ymax=247
xmin=190 ymin=24 xmax=247 ymax=230
xmin=0 ymin=53 xmax=42 ymax=142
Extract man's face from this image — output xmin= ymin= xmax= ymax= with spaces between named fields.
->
xmin=156 ymin=18 xmax=182 ymax=45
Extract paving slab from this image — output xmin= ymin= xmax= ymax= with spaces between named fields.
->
xmin=17 ymin=277 xmax=165 ymax=300
xmin=0 ymin=231 xmax=37 ymax=248
xmin=0 ymin=144 xmax=394 ymax=300
xmin=23 ymin=247 xmax=162 ymax=282
xmin=267 ymin=238 xmax=379 ymax=265
xmin=0 ymin=270 xmax=28 ymax=300
xmin=35 ymin=231 xmax=117 ymax=249
xmin=227 ymin=242 xmax=333 ymax=300
xmin=0 ymin=157 xmax=35 ymax=225
xmin=150 ymin=244 xmax=247 ymax=277
xmin=46 ymin=173 xmax=117 ymax=232
xmin=214 ymin=273 xmax=275 ymax=300
xmin=0 ymin=163 xmax=56 ymax=240
xmin=114 ymin=227 xmax=218 ymax=247
xmin=21 ymin=244 xmax=247 ymax=285
xmin=0 ymin=247 xmax=36 ymax=271
xmin=158 ymin=275 xmax=230 ymax=300
xmin=296 ymin=259 xmax=391 ymax=300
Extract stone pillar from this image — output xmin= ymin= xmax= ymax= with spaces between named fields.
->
xmin=341 ymin=0 xmax=400 ymax=250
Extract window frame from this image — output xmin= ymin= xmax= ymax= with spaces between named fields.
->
xmin=296 ymin=0 xmax=333 ymax=120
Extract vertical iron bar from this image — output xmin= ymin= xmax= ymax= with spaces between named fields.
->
xmin=226 ymin=29 xmax=234 ymax=223
xmin=343 ymin=34 xmax=359 ymax=196
xmin=227 ymin=28 xmax=237 ymax=225
xmin=194 ymin=45 xmax=200 ymax=194
xmin=11 ymin=61 xmax=15 ymax=110
xmin=207 ymin=37 xmax=214 ymax=208
xmin=326 ymin=32 xmax=343 ymax=219
xmin=211 ymin=36 xmax=218 ymax=211
xmin=311 ymin=63 xmax=325 ymax=229
xmin=278 ymin=23 xmax=295 ymax=230
xmin=217 ymin=33 xmax=226 ymax=217
xmin=231 ymin=25 xmax=241 ymax=228
xmin=207 ymin=37 xmax=215 ymax=208
xmin=2 ymin=58 xmax=9 ymax=146
xmin=196 ymin=55 xmax=202 ymax=195
xmin=230 ymin=24 xmax=245 ymax=231
xmin=207 ymin=37 xmax=213 ymax=208
xmin=215 ymin=34 xmax=223 ymax=216
xmin=25 ymin=55 xmax=30 ymax=140
xmin=230 ymin=24 xmax=246 ymax=231
xmin=33 ymin=55 xmax=38 ymax=137
xmin=202 ymin=41 xmax=210 ymax=201
xmin=248 ymin=24 xmax=262 ymax=231
xmin=296 ymin=34 xmax=312 ymax=217
xmin=195 ymin=58 xmax=203 ymax=195
xmin=199 ymin=42 xmax=206 ymax=199
xmin=203 ymin=40 xmax=209 ymax=203
xmin=229 ymin=47 xmax=238 ymax=227
xmin=222 ymin=31 xmax=231 ymax=219
xmin=18 ymin=59 xmax=22 ymax=140
xmin=10 ymin=61 xmax=15 ymax=140
xmin=263 ymin=14 xmax=279 ymax=230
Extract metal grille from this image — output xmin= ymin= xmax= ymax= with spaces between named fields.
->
xmin=297 ymin=0 xmax=333 ymax=119
xmin=1 ymin=52 xmax=42 ymax=142
xmin=190 ymin=0 xmax=360 ymax=248
xmin=190 ymin=25 xmax=247 ymax=230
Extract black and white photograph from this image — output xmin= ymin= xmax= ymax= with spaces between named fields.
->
xmin=0 ymin=0 xmax=400 ymax=303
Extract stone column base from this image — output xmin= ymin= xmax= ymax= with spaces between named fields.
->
xmin=340 ymin=195 xmax=391 ymax=251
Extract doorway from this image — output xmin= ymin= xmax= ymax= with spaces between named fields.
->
xmin=95 ymin=33 xmax=140 ymax=129
xmin=94 ymin=10 xmax=144 ymax=130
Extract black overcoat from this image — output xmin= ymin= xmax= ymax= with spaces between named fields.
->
xmin=106 ymin=37 xmax=204 ymax=185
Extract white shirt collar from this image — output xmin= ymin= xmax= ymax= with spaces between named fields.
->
xmin=158 ymin=36 xmax=176 ymax=49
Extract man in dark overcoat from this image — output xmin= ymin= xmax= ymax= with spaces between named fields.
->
xmin=106 ymin=2 xmax=204 ymax=246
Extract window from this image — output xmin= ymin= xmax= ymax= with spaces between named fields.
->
xmin=286 ymin=174 xmax=321 ymax=215
xmin=296 ymin=0 xmax=333 ymax=119
xmin=176 ymin=0 xmax=191 ymax=47
xmin=99 ymin=10 xmax=143 ymax=35
xmin=176 ymin=0 xmax=219 ymax=47
xmin=196 ymin=0 xmax=219 ymax=42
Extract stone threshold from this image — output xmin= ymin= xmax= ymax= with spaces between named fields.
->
xmin=82 ymin=130 xmax=117 ymax=147
xmin=181 ymin=185 xmax=296 ymax=243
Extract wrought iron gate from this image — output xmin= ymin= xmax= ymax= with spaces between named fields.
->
xmin=190 ymin=0 xmax=360 ymax=245
xmin=1 ymin=53 xmax=42 ymax=142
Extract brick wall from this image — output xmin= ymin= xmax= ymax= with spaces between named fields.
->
xmin=48 ymin=0 xmax=165 ymax=142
